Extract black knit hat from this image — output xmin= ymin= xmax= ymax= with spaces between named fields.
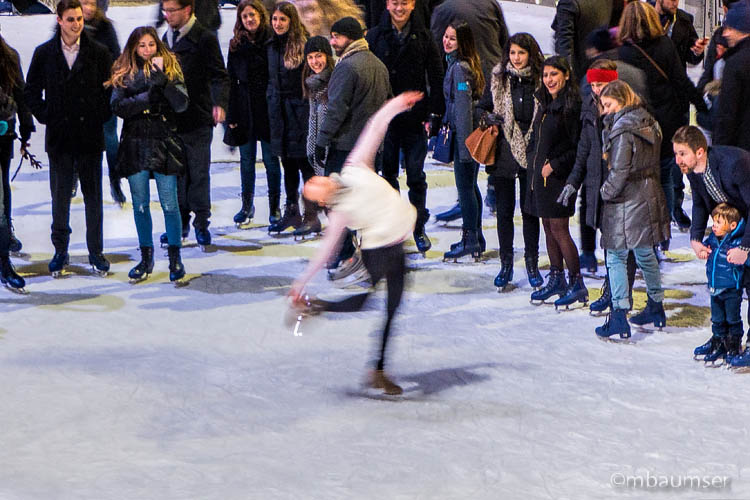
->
xmin=304 ymin=35 xmax=333 ymax=57
xmin=330 ymin=16 xmax=364 ymax=40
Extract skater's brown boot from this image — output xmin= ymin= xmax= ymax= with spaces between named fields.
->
xmin=370 ymin=369 xmax=403 ymax=395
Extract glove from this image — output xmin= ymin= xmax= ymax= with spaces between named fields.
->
xmin=556 ymin=184 xmax=577 ymax=207
xmin=149 ymin=66 xmax=168 ymax=88
xmin=315 ymin=145 xmax=327 ymax=167
xmin=110 ymin=178 xmax=126 ymax=206
xmin=479 ymin=112 xmax=502 ymax=130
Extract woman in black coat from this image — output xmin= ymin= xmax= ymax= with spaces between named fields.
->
xmin=526 ymin=56 xmax=586 ymax=308
xmin=266 ymin=2 xmax=313 ymax=234
xmin=225 ymin=0 xmax=282 ymax=227
xmin=476 ymin=32 xmax=543 ymax=290
xmin=109 ymin=27 xmax=189 ymax=284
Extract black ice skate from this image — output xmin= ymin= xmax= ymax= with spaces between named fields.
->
xmin=195 ymin=228 xmax=212 ymax=252
xmin=1 ymin=256 xmax=27 ymax=294
xmin=234 ymin=195 xmax=255 ymax=229
xmin=128 ymin=246 xmax=154 ymax=284
xmin=48 ymin=251 xmax=69 ymax=278
xmin=88 ymin=253 xmax=110 ymax=277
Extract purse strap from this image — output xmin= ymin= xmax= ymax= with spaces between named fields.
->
xmin=628 ymin=40 xmax=669 ymax=82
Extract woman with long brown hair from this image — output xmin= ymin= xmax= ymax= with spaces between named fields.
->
xmin=108 ymin=26 xmax=189 ymax=284
xmin=225 ymin=0 xmax=282 ymax=227
xmin=266 ymin=1 xmax=314 ymax=235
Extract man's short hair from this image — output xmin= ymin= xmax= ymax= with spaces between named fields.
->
xmin=167 ymin=0 xmax=194 ymax=11
xmin=56 ymin=0 xmax=82 ymax=17
xmin=712 ymin=203 xmax=742 ymax=225
xmin=672 ymin=125 xmax=708 ymax=153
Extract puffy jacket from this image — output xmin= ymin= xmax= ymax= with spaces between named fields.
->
xmin=599 ymin=105 xmax=670 ymax=249
xmin=704 ymin=218 xmax=748 ymax=292
xmin=110 ymin=68 xmax=189 ymax=178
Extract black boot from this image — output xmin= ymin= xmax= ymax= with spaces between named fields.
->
xmin=167 ymin=245 xmax=185 ymax=282
xmin=293 ymin=200 xmax=322 ymax=239
xmin=268 ymin=193 xmax=281 ymax=225
xmin=629 ymin=295 xmax=666 ymax=329
xmin=8 ymin=221 xmax=21 ymax=253
xmin=269 ymin=203 xmax=302 ymax=234
xmin=443 ymin=229 xmax=481 ymax=262
xmin=1 ymin=255 xmax=25 ymax=291
xmin=413 ymin=225 xmax=432 ymax=253
xmin=494 ymin=252 xmax=514 ymax=288
xmin=530 ymin=266 xmax=567 ymax=303
xmin=128 ymin=246 xmax=155 ymax=283
xmin=233 ymin=193 xmax=255 ymax=227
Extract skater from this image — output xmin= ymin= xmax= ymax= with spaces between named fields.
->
xmin=694 ymin=203 xmax=748 ymax=364
xmin=440 ymin=21 xmax=485 ymax=262
xmin=225 ymin=0 xmax=283 ymax=227
xmin=266 ymin=2 xmax=315 ymax=235
xmin=674 ymin=125 xmax=750 ymax=367
xmin=526 ymin=56 xmax=585 ymax=309
xmin=24 ymin=0 xmax=113 ymax=277
xmin=595 ymin=81 xmax=669 ymax=339
xmin=0 ymin=34 xmax=33 ymax=260
xmin=162 ymin=0 xmax=229 ymax=250
xmin=108 ymin=26 xmax=189 ymax=284
xmin=288 ymin=91 xmax=423 ymax=395
xmin=476 ymin=32 xmax=544 ymax=289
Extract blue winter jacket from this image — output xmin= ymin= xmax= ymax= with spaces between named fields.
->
xmin=704 ymin=218 xmax=749 ymax=292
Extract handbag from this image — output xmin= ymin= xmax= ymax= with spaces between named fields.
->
xmin=431 ymin=124 xmax=454 ymax=164
xmin=464 ymin=125 xmax=498 ymax=165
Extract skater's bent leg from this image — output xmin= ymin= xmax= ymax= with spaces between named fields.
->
xmin=377 ymin=245 xmax=406 ymax=370
xmin=127 ymin=170 xmax=154 ymax=248
xmin=633 ymin=246 xmax=663 ymax=302
xmin=154 ymin=172 xmax=182 ymax=247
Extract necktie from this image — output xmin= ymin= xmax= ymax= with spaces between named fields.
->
xmin=172 ymin=29 xmax=180 ymax=48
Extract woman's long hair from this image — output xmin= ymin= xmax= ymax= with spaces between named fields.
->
xmin=449 ymin=20 xmax=484 ymax=100
xmin=617 ymin=1 xmax=664 ymax=44
xmin=540 ymin=55 xmax=580 ymax=116
xmin=497 ymin=32 xmax=544 ymax=84
xmin=230 ymin=0 xmax=271 ymax=52
xmin=0 ymin=35 xmax=20 ymax=93
xmin=107 ymin=26 xmax=183 ymax=88
xmin=274 ymin=2 xmax=309 ymax=70
xmin=600 ymin=79 xmax=642 ymax=109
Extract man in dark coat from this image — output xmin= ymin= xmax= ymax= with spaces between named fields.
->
xmin=430 ymin=0 xmax=508 ymax=82
xmin=157 ymin=0 xmax=220 ymax=34
xmin=551 ymin=0 xmax=613 ymax=81
xmin=367 ymin=0 xmax=444 ymax=252
xmin=652 ymin=0 xmax=707 ymax=69
xmin=162 ymin=0 xmax=229 ymax=247
xmin=712 ymin=0 xmax=750 ymax=152
xmin=362 ymin=0 xmax=440 ymax=29
xmin=24 ymin=0 xmax=112 ymax=276
xmin=697 ymin=0 xmax=742 ymax=93
xmin=674 ymin=126 xmax=750 ymax=342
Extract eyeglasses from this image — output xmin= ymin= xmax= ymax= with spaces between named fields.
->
xmin=161 ymin=5 xmax=187 ymax=13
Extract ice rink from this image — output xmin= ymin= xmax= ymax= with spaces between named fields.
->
xmin=1 ymin=3 xmax=749 ymax=499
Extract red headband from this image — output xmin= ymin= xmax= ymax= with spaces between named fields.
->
xmin=586 ymin=68 xmax=618 ymax=84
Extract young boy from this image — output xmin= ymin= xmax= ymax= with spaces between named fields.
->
xmin=694 ymin=203 xmax=747 ymax=363
xmin=288 ymin=91 xmax=423 ymax=395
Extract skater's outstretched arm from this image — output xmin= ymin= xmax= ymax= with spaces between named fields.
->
xmin=289 ymin=210 xmax=350 ymax=301
xmin=345 ymin=91 xmax=424 ymax=171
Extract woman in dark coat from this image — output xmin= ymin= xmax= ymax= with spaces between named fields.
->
xmin=526 ymin=55 xmax=585 ymax=308
xmin=266 ymin=2 xmax=313 ymax=234
xmin=595 ymin=80 xmax=669 ymax=339
xmin=225 ymin=0 xmax=282 ymax=227
xmin=476 ymin=32 xmax=543 ymax=290
xmin=109 ymin=27 xmax=189 ymax=284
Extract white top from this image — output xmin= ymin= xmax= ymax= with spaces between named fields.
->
xmin=61 ymin=36 xmax=80 ymax=69
xmin=332 ymin=166 xmax=416 ymax=250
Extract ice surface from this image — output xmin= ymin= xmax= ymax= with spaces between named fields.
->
xmin=1 ymin=4 xmax=749 ymax=500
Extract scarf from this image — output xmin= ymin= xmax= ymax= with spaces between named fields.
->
xmin=491 ymin=62 xmax=539 ymax=169
xmin=340 ymin=38 xmax=369 ymax=60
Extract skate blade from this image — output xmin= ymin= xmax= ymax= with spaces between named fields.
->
xmin=128 ymin=275 xmax=149 ymax=284
xmin=51 ymin=270 xmax=68 ymax=279
xmin=235 ymin=219 xmax=253 ymax=229
xmin=171 ymin=278 xmax=189 ymax=288
xmin=589 ymin=309 xmax=609 ymax=317
xmin=693 ymin=354 xmax=707 ymax=361
xmin=704 ymin=359 xmax=727 ymax=368
xmin=91 ymin=268 xmax=109 ymax=277
xmin=496 ymin=283 xmax=516 ymax=293
xmin=555 ymin=300 xmax=589 ymax=312
xmin=728 ymin=365 xmax=750 ymax=373
xmin=4 ymin=284 xmax=28 ymax=294
xmin=597 ymin=335 xmax=635 ymax=345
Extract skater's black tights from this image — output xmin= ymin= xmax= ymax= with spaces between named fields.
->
xmin=319 ymin=243 xmax=405 ymax=370
xmin=281 ymin=157 xmax=315 ymax=206
xmin=542 ymin=217 xmax=580 ymax=276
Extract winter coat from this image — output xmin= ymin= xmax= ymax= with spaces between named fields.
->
xmin=84 ymin=16 xmax=120 ymax=61
xmin=366 ymin=11 xmax=444 ymax=127
xmin=660 ymin=7 xmax=703 ymax=69
xmin=306 ymin=68 xmax=331 ymax=173
xmin=599 ymin=105 xmax=670 ymax=250
xmin=266 ymin=33 xmax=309 ymax=158
xmin=364 ymin=0 xmax=439 ymax=29
xmin=476 ymin=63 xmax=538 ymax=179
xmin=697 ymin=25 xmax=725 ymax=93
xmin=688 ymin=145 xmax=750 ymax=249
xmin=713 ymin=37 xmax=750 ymax=151
xmin=163 ymin=20 xmax=229 ymax=134
xmin=566 ymin=94 xmax=606 ymax=228
xmin=0 ymin=47 xmax=35 ymax=150
xmin=551 ymin=0 xmax=613 ymax=80
xmin=225 ymin=32 xmax=272 ymax=146
xmin=443 ymin=56 xmax=478 ymax=164
xmin=525 ymin=85 xmax=581 ymax=219
xmin=110 ymin=67 xmax=189 ymax=179
xmin=617 ymin=36 xmax=707 ymax=159
xmin=582 ymin=50 xmax=649 ymax=104
xmin=24 ymin=30 xmax=112 ymax=155
xmin=430 ymin=0 xmax=509 ymax=82
xmin=315 ymin=39 xmax=390 ymax=152
xmin=704 ymin=218 xmax=748 ymax=292
xmin=157 ymin=0 xmax=220 ymax=33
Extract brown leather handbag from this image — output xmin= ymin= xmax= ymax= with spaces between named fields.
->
xmin=464 ymin=125 xmax=499 ymax=165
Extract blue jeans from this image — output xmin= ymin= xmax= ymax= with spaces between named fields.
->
xmin=453 ymin=137 xmax=482 ymax=232
xmin=239 ymin=140 xmax=281 ymax=201
xmin=607 ymin=247 xmax=663 ymax=310
xmin=659 ymin=156 xmax=675 ymax=221
xmin=127 ymin=170 xmax=181 ymax=248
xmin=103 ymin=115 xmax=119 ymax=173
xmin=710 ymin=288 xmax=744 ymax=338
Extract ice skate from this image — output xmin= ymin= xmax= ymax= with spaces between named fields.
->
xmin=595 ymin=309 xmax=632 ymax=342
xmin=494 ymin=253 xmax=513 ymax=292
xmin=327 ymin=253 xmax=370 ymax=288
xmin=1 ymin=256 xmax=27 ymax=294
xmin=434 ymin=202 xmax=461 ymax=223
xmin=369 ymin=369 xmax=403 ymax=395
xmin=293 ymin=201 xmax=322 ymax=241
xmin=48 ymin=251 xmax=69 ymax=278
xmin=530 ymin=267 xmax=567 ymax=305
xmin=629 ymin=296 xmax=666 ymax=331
xmin=160 ymin=223 xmax=189 ymax=248
xmin=128 ymin=246 xmax=154 ymax=284
xmin=195 ymin=228 xmax=212 ymax=252
xmin=525 ymin=252 xmax=543 ymax=290
xmin=589 ymin=278 xmax=611 ymax=316
xmin=579 ymin=251 xmax=597 ymax=276
xmin=554 ymin=274 xmax=588 ymax=311
xmin=8 ymin=222 xmax=22 ymax=255
xmin=269 ymin=203 xmax=302 ymax=235
xmin=168 ymin=245 xmax=187 ymax=286
xmin=88 ymin=253 xmax=110 ymax=277
xmin=234 ymin=195 xmax=255 ymax=229
xmin=693 ymin=335 xmax=720 ymax=361
xmin=443 ymin=229 xmax=481 ymax=263
xmin=413 ymin=226 xmax=431 ymax=255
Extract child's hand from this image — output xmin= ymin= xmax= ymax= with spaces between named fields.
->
xmin=697 ymin=249 xmax=709 ymax=260
xmin=691 ymin=240 xmax=711 ymax=260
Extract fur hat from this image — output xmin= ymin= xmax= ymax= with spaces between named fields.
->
xmin=330 ymin=16 xmax=363 ymax=40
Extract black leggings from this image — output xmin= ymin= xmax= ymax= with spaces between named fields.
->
xmin=493 ymin=171 xmax=540 ymax=257
xmin=281 ymin=157 xmax=314 ymax=206
xmin=319 ymin=243 xmax=405 ymax=370
xmin=542 ymin=217 xmax=580 ymax=276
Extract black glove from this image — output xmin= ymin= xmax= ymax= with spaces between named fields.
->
xmin=315 ymin=145 xmax=327 ymax=167
xmin=110 ymin=177 xmax=126 ymax=206
xmin=556 ymin=184 xmax=577 ymax=207
xmin=149 ymin=66 xmax=168 ymax=88
xmin=479 ymin=112 xmax=502 ymax=131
